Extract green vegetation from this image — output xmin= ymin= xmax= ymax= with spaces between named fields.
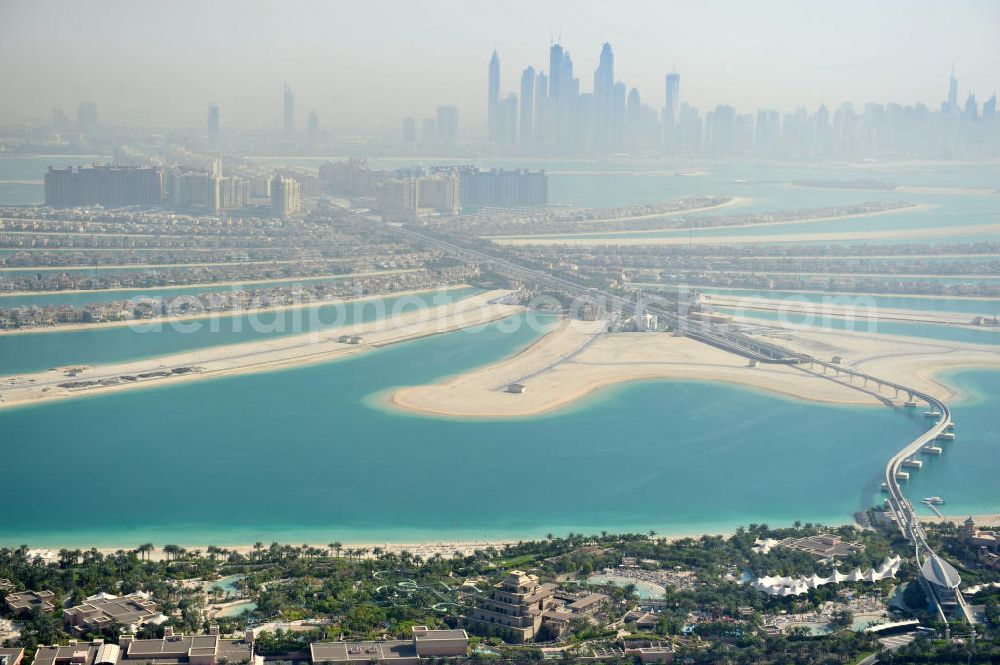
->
xmin=1 ymin=522 xmax=997 ymax=665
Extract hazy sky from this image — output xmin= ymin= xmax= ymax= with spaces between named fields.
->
xmin=1 ymin=0 xmax=998 ymax=136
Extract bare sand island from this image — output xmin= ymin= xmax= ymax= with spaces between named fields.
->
xmin=391 ymin=313 xmax=1000 ymax=418
xmin=491 ymin=222 xmax=1000 ymax=247
xmin=0 ymin=289 xmax=522 ymax=409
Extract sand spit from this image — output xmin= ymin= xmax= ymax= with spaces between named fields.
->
xmin=702 ymin=294 xmax=997 ymax=327
xmin=391 ymin=313 xmax=1000 ymax=419
xmin=491 ymin=222 xmax=1000 ymax=247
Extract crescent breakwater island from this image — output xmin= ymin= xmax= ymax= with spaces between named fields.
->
xmin=388 ymin=308 xmax=1000 ymax=418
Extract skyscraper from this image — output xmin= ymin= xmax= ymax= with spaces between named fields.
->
xmin=270 ymin=175 xmax=301 ymax=217
xmin=549 ymin=43 xmax=577 ymax=150
xmin=502 ymin=94 xmax=518 ymax=145
xmin=77 ymin=101 xmax=98 ymax=136
xmin=487 ymin=50 xmax=501 ymax=142
xmin=533 ymin=71 xmax=548 ymax=145
xmin=593 ymin=43 xmax=615 ymax=151
xmin=307 ymin=110 xmax=320 ymax=146
xmin=436 ymin=105 xmax=459 ymax=145
xmin=283 ymin=82 xmax=295 ymax=135
xmin=948 ymin=68 xmax=958 ymax=114
xmin=519 ymin=66 xmax=535 ymax=148
xmin=401 ymin=117 xmax=416 ymax=143
xmin=663 ymin=72 xmax=681 ymax=149
xmin=207 ymin=103 xmax=221 ymax=148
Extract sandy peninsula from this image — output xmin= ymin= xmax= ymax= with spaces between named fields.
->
xmin=0 ymin=289 xmax=522 ymax=409
xmin=491 ymin=221 xmax=1000 ymax=247
xmin=391 ymin=311 xmax=1000 ymax=418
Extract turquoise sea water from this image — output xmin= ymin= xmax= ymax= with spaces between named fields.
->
xmin=0 ymin=287 xmax=479 ymax=375
xmin=2 ymin=156 xmax=998 ymax=546
xmin=515 ymin=194 xmax=999 ymax=243
xmin=905 ymin=370 xmax=1000 ymax=517
xmin=0 ymin=312 xmax=936 ymax=547
xmin=0 ymin=155 xmax=106 ymax=206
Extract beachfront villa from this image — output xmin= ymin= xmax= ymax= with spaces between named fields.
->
xmin=466 ymin=570 xmax=556 ymax=642
xmin=4 ymin=590 xmax=55 ymax=617
xmin=63 ymin=593 xmax=161 ymax=634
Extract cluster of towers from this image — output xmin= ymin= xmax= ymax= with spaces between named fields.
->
xmin=487 ymin=42 xmax=675 ymax=154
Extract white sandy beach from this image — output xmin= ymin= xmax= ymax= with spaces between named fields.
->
xmin=0 ymin=289 xmax=521 ymax=409
xmin=29 ymin=513 xmax=994 ymax=558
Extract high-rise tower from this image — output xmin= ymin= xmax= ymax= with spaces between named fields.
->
xmin=207 ymin=103 xmax=221 ymax=148
xmin=488 ymin=50 xmax=501 ymax=142
xmin=947 ymin=66 xmax=958 ymax=115
xmin=283 ymin=82 xmax=295 ymax=135
xmin=519 ymin=66 xmax=535 ymax=148
xmin=593 ymin=42 xmax=615 ymax=151
xmin=663 ymin=72 xmax=681 ymax=149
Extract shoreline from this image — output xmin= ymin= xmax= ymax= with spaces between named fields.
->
xmin=491 ymin=221 xmax=1000 ymax=247
xmin=8 ymin=513 xmax=998 ymax=556
xmin=633 ymin=282 xmax=1000 ymax=302
xmin=558 ymin=195 xmax=750 ymax=225
xmin=487 ymin=202 xmax=926 ymax=240
xmin=702 ymin=295 xmax=997 ymax=328
xmin=688 ymin=282 xmax=1000 ymax=300
xmin=0 ymin=283 xmax=468 ymax=336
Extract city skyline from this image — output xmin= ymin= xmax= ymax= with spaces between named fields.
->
xmin=1 ymin=0 xmax=999 ymax=134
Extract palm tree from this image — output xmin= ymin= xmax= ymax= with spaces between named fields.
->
xmin=330 ymin=542 xmax=342 ymax=558
xmin=136 ymin=543 xmax=154 ymax=561
xmin=163 ymin=544 xmax=181 ymax=561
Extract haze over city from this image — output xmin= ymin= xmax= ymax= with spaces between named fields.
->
xmin=1 ymin=0 xmax=999 ymax=133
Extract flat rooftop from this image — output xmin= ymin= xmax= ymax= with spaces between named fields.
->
xmin=310 ymin=641 xmax=417 ymax=662
xmin=413 ymin=629 xmax=467 ymax=641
